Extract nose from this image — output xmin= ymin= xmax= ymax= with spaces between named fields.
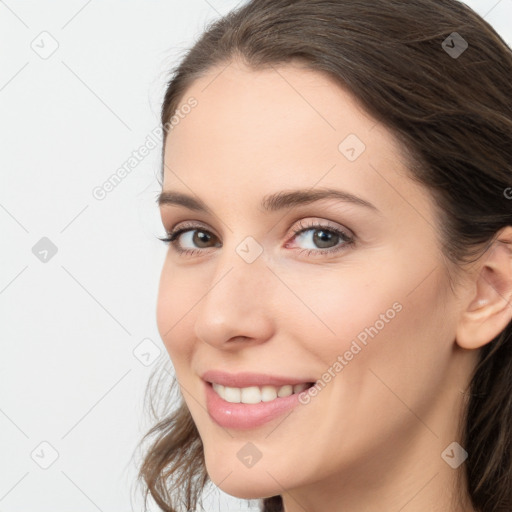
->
xmin=193 ymin=243 xmax=275 ymax=349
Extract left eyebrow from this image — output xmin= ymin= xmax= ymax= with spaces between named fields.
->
xmin=157 ymin=187 xmax=380 ymax=214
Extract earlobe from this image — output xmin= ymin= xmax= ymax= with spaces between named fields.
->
xmin=456 ymin=227 xmax=512 ymax=350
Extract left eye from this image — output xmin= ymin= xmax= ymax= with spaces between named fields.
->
xmin=158 ymin=219 xmax=355 ymax=257
xmin=285 ymin=220 xmax=355 ymax=256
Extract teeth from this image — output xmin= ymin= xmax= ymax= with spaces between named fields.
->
xmin=293 ymin=383 xmax=309 ymax=394
xmin=223 ymin=386 xmax=241 ymax=403
xmin=241 ymin=386 xmax=261 ymax=404
xmin=212 ymin=382 xmax=310 ymax=404
xmin=261 ymin=385 xmax=277 ymax=402
xmin=277 ymin=384 xmax=293 ymax=397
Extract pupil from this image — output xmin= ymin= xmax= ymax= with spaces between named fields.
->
xmin=314 ymin=230 xmax=337 ymax=248
xmin=194 ymin=231 xmax=210 ymax=247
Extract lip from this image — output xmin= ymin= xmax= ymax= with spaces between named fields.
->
xmin=204 ymin=380 xmax=311 ymax=429
xmin=201 ymin=370 xmax=316 ymax=430
xmin=201 ymin=369 xmax=314 ymax=388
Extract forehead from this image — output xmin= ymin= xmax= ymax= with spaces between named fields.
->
xmin=166 ymin=59 xmax=388 ymax=156
xmin=162 ymin=59 xmax=428 ymax=218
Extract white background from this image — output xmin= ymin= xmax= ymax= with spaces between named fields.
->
xmin=1 ymin=1 xmax=511 ymax=511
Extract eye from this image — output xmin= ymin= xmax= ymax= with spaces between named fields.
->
xmin=158 ymin=218 xmax=355 ymax=257
xmin=285 ymin=219 xmax=354 ymax=257
xmin=158 ymin=220 xmax=220 ymax=256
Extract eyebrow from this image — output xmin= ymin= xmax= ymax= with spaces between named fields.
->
xmin=157 ymin=187 xmax=379 ymax=214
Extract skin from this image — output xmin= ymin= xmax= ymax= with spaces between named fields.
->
xmin=156 ymin=59 xmax=512 ymax=512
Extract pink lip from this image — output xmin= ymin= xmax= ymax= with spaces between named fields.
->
xmin=201 ymin=369 xmax=313 ymax=388
xmin=201 ymin=371 xmax=315 ymax=429
xmin=204 ymin=380 xmax=310 ymax=429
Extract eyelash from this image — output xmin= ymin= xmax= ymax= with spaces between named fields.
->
xmin=158 ymin=219 xmax=355 ymax=258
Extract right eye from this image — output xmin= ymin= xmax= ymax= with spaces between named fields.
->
xmin=158 ymin=223 xmax=221 ymax=255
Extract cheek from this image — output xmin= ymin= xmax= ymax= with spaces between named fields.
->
xmin=156 ymin=262 xmax=197 ymax=363
xmin=281 ymin=267 xmax=400 ymax=361
xmin=292 ymin=260 xmax=452 ymax=386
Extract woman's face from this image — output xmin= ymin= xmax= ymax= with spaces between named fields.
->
xmin=156 ymin=61 xmax=478 ymax=505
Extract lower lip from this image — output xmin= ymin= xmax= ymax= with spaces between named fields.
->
xmin=204 ymin=381 xmax=308 ymax=429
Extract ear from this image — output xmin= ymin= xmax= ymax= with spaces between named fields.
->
xmin=456 ymin=226 xmax=512 ymax=350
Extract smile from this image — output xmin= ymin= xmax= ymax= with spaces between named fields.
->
xmin=211 ymin=382 xmax=312 ymax=404
xmin=201 ymin=370 xmax=316 ymax=429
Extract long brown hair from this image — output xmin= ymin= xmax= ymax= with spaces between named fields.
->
xmin=133 ymin=1 xmax=512 ymax=510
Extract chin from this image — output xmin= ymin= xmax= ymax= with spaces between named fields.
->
xmin=204 ymin=454 xmax=289 ymax=500
xmin=213 ymin=478 xmax=281 ymax=501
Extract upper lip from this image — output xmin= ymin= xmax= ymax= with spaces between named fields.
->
xmin=201 ymin=370 xmax=314 ymax=388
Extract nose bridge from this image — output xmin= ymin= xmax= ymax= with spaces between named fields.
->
xmin=193 ymin=235 xmax=273 ymax=346
xmin=212 ymin=232 xmax=269 ymax=300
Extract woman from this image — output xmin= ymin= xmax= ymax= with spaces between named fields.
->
xmin=134 ymin=1 xmax=512 ymax=511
